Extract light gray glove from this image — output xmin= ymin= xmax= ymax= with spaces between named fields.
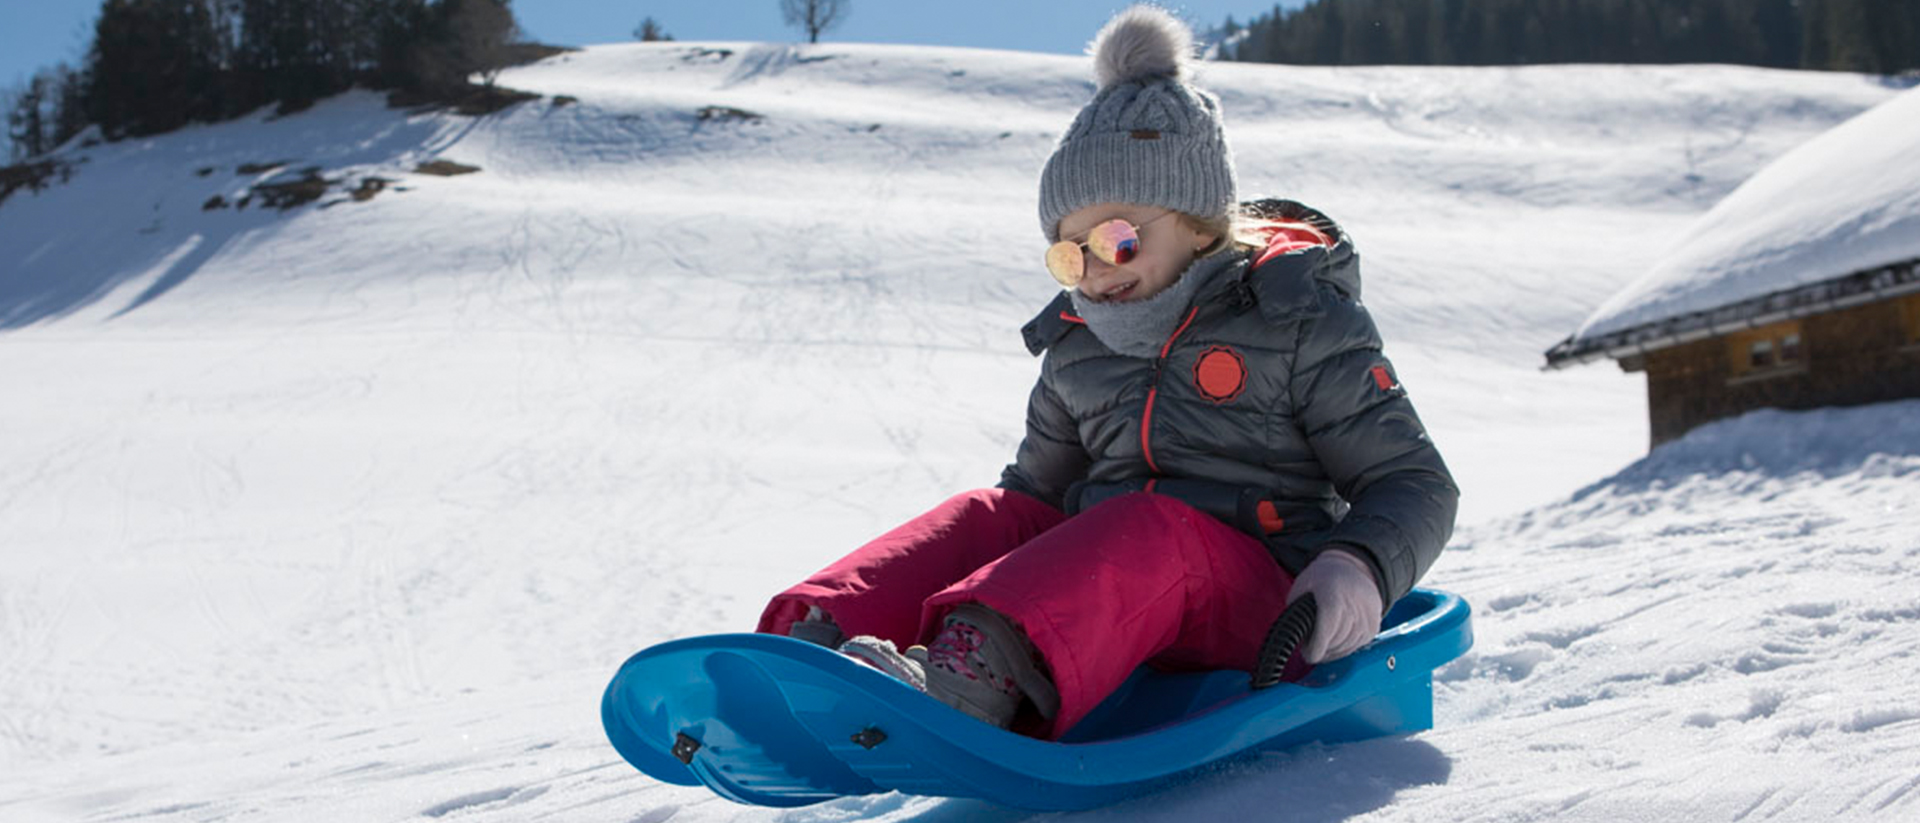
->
xmin=1287 ymin=548 xmax=1384 ymax=664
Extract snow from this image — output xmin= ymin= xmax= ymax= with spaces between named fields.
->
xmin=1572 ymin=82 xmax=1920 ymax=344
xmin=2 ymin=41 xmax=1916 ymax=820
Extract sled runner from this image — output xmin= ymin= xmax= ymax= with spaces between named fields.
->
xmin=601 ymin=588 xmax=1472 ymax=811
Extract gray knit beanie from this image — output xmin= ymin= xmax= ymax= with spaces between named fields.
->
xmin=1038 ymin=5 xmax=1238 ymax=242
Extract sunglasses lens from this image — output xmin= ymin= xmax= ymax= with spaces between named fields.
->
xmin=1046 ymin=241 xmax=1084 ymax=287
xmin=1049 ymin=217 xmax=1154 ymax=287
xmin=1086 ymin=220 xmax=1141 ymax=266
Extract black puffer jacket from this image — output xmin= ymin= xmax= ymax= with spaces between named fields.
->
xmin=998 ymin=199 xmax=1458 ymax=604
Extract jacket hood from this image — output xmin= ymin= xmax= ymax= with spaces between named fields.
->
xmin=1238 ymin=198 xmax=1359 ymax=302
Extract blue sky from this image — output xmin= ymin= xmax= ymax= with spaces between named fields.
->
xmin=2 ymin=1 xmax=1306 ymax=89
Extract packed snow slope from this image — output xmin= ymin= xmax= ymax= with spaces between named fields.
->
xmin=10 ymin=403 xmax=1920 ymax=823
xmin=2 ymin=40 xmax=1915 ymax=820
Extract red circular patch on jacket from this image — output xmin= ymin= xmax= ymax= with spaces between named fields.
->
xmin=1193 ymin=346 xmax=1247 ymax=404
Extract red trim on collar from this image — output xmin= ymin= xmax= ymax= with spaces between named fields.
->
xmin=1253 ymin=221 xmax=1335 ymax=268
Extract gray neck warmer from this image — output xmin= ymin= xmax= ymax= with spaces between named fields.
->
xmin=1070 ymin=248 xmax=1244 ymax=358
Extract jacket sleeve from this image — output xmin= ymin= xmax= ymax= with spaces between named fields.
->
xmin=997 ymin=371 xmax=1090 ymax=513
xmin=1289 ymin=288 xmax=1460 ymax=604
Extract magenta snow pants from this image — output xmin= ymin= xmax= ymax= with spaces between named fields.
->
xmin=757 ymin=488 xmax=1304 ymax=739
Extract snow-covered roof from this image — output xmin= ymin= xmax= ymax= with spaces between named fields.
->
xmin=1547 ymin=84 xmax=1920 ymax=368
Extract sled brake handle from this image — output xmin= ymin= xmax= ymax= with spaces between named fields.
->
xmin=1250 ymin=593 xmax=1316 ymax=690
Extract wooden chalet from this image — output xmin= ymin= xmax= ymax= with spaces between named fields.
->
xmin=1546 ymin=86 xmax=1920 ymax=448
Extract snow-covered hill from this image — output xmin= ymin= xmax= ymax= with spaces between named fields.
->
xmin=2 ymin=41 xmax=1914 ymax=821
xmin=9 ymin=402 xmax=1917 ymax=822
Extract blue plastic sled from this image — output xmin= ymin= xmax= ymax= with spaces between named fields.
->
xmin=601 ymin=588 xmax=1472 ymax=811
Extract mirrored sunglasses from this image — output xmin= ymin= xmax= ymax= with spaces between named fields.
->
xmin=1044 ymin=211 xmax=1176 ymax=288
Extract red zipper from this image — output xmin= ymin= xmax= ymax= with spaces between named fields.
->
xmin=1140 ymin=307 xmax=1200 ymax=474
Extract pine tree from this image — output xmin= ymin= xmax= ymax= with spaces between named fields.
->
xmin=363 ymin=0 xmax=435 ymax=90
xmin=84 ymin=0 xmax=226 ymax=137
xmin=6 ymin=73 xmax=51 ymax=160
xmin=1217 ymin=0 xmax=1913 ymax=71
xmin=634 ymin=16 xmax=673 ymax=42
xmin=410 ymin=0 xmax=520 ymax=93
xmin=51 ymin=64 xmax=89 ymax=147
xmin=1858 ymin=0 xmax=1920 ymax=73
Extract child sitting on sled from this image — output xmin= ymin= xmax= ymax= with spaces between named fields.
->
xmin=757 ymin=5 xmax=1459 ymax=740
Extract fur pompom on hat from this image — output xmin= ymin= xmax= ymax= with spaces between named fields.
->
xmin=1091 ymin=4 xmax=1194 ymax=88
xmin=1038 ymin=5 xmax=1237 ymax=242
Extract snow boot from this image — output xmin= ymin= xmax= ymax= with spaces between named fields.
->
xmin=922 ymin=604 xmax=1060 ymax=728
xmin=837 ymin=635 xmax=928 ymax=691
xmin=836 ymin=605 xmax=1059 ymax=729
xmin=787 ymin=605 xmax=845 ymax=648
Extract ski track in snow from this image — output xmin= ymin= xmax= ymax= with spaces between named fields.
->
xmin=1 ymin=41 xmax=1916 ymax=822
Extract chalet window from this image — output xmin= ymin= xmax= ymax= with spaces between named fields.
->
xmin=1726 ymin=320 xmax=1806 ymax=379
xmin=1779 ymin=333 xmax=1803 ymax=363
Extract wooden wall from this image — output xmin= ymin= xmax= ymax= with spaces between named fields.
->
xmin=1636 ymin=294 xmax=1920 ymax=447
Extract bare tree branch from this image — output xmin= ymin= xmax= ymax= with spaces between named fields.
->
xmin=780 ymin=0 xmax=848 ymax=44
